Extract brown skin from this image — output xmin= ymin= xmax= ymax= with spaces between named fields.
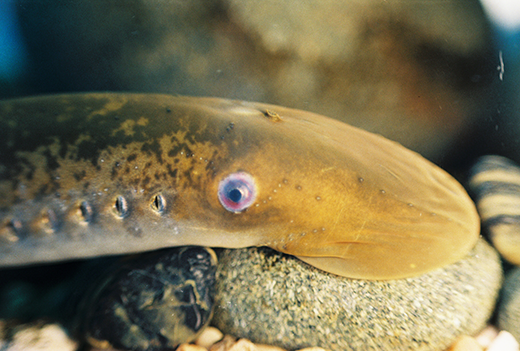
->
xmin=0 ymin=93 xmax=479 ymax=279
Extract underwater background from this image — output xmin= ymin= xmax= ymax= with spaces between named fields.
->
xmin=0 ymin=0 xmax=518 ymax=172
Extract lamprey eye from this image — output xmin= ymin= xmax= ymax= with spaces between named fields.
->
xmin=218 ymin=172 xmax=257 ymax=213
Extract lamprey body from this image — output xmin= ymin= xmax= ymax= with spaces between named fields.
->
xmin=0 ymin=93 xmax=479 ymax=279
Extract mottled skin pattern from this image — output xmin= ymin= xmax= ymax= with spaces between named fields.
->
xmin=0 ymin=94 xmax=242 ymax=261
xmin=0 ymin=93 xmax=479 ymax=279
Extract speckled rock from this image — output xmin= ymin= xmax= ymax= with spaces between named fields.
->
xmin=213 ymin=239 xmax=502 ymax=351
xmin=498 ymin=268 xmax=520 ymax=340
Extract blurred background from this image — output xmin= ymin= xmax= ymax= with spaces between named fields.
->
xmin=0 ymin=0 xmax=518 ymax=171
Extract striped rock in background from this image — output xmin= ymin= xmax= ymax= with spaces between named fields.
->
xmin=468 ymin=155 xmax=520 ymax=265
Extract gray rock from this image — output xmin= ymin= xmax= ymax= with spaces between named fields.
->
xmin=213 ymin=239 xmax=502 ymax=351
xmin=498 ymin=267 xmax=520 ymax=340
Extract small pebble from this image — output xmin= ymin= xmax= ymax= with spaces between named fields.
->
xmin=487 ymin=331 xmax=519 ymax=351
xmin=187 ymin=331 xmax=332 ymax=351
xmin=475 ymin=325 xmax=499 ymax=348
xmin=446 ymin=335 xmax=483 ymax=351
xmin=196 ymin=327 xmax=224 ymax=348
xmin=209 ymin=336 xmax=287 ymax=351
xmin=177 ymin=344 xmax=208 ymax=351
xmin=209 ymin=335 xmax=241 ymax=351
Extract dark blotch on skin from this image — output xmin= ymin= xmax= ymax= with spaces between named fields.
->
xmin=128 ymin=177 xmax=140 ymax=188
xmin=141 ymin=176 xmax=151 ymax=189
xmin=167 ymin=164 xmax=177 ymax=179
xmin=183 ymin=147 xmax=193 ymax=158
xmin=7 ymin=157 xmax=35 ymax=182
xmin=141 ymin=139 xmax=163 ymax=164
xmin=111 ymin=167 xmax=119 ymax=179
xmin=167 ymin=143 xmax=188 ymax=159
xmin=183 ymin=169 xmax=193 ymax=184
xmin=37 ymin=183 xmax=49 ymax=197
xmin=130 ymin=227 xmax=142 ymax=237
xmin=74 ymin=170 xmax=87 ymax=181
xmin=76 ymin=139 xmax=104 ymax=167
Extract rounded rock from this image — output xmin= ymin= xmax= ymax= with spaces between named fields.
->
xmin=78 ymin=247 xmax=217 ymax=351
xmin=498 ymin=267 xmax=520 ymax=341
xmin=468 ymin=155 xmax=520 ymax=265
xmin=213 ymin=239 xmax=502 ymax=351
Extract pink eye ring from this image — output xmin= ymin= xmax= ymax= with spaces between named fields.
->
xmin=218 ymin=172 xmax=257 ymax=213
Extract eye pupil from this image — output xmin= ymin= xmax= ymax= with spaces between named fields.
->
xmin=228 ymin=188 xmax=243 ymax=203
